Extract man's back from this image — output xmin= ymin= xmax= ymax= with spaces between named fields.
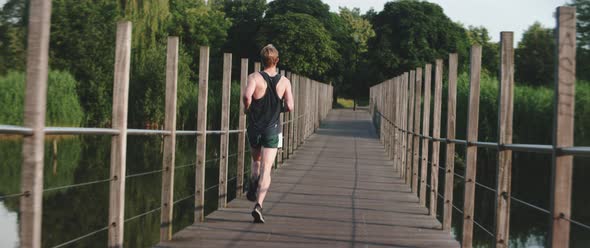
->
xmin=250 ymin=70 xmax=290 ymax=101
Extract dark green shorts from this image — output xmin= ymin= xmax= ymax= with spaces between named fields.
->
xmin=247 ymin=131 xmax=282 ymax=149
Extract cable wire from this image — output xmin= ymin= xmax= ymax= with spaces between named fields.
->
xmin=561 ymin=215 xmax=590 ymax=231
xmin=126 ymin=169 xmax=163 ymax=179
xmin=51 ymin=225 xmax=109 ymax=248
xmin=125 ymin=206 xmax=161 ymax=223
xmin=0 ymin=192 xmax=27 ymax=200
xmin=44 ymin=178 xmax=113 ymax=193
xmin=173 ymin=194 xmax=195 ymax=205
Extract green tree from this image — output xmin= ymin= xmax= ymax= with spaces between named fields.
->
xmin=168 ymin=0 xmax=231 ymax=82
xmin=49 ymin=0 xmax=120 ymax=126
xmin=335 ymin=7 xmax=375 ymax=99
xmin=0 ymin=0 xmax=28 ymax=73
xmin=570 ymin=0 xmax=590 ymax=81
xmin=0 ymin=70 xmax=84 ymax=126
xmin=265 ymin=0 xmax=330 ymax=22
xmin=119 ymin=0 xmax=170 ymax=49
xmin=466 ymin=25 xmax=499 ymax=75
xmin=217 ymin=0 xmax=266 ymax=60
xmin=367 ymin=0 xmax=469 ymax=82
xmin=515 ymin=22 xmax=555 ymax=87
xmin=256 ymin=12 xmax=339 ymax=79
xmin=571 ymin=0 xmax=590 ymax=48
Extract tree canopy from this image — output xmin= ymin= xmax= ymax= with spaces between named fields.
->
xmin=367 ymin=0 xmax=469 ymax=81
xmin=515 ymin=22 xmax=555 ymax=87
xmin=256 ymin=12 xmax=339 ymax=79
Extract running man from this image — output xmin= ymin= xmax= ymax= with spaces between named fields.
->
xmin=243 ymin=44 xmax=294 ymax=223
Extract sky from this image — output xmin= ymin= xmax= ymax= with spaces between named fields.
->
xmin=320 ymin=0 xmax=569 ymax=43
xmin=0 ymin=0 xmax=570 ymax=42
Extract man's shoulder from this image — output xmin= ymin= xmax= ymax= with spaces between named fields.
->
xmin=248 ymin=72 xmax=264 ymax=83
xmin=279 ymin=75 xmax=291 ymax=85
xmin=248 ymin=71 xmax=261 ymax=78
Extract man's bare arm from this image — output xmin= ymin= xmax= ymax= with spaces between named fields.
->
xmin=243 ymin=74 xmax=257 ymax=113
xmin=283 ymin=80 xmax=295 ymax=112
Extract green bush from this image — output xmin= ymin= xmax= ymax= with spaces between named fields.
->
xmin=450 ymin=72 xmax=589 ymax=145
xmin=0 ymin=70 xmax=84 ymax=126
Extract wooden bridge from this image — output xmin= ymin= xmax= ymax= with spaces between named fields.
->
xmin=157 ymin=109 xmax=458 ymax=248
xmin=2 ymin=1 xmax=590 ymax=248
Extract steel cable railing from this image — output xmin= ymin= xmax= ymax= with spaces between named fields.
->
xmin=375 ymin=107 xmax=590 ymax=237
xmin=373 ymin=110 xmax=590 ymax=156
xmin=1 ymin=95 xmax=319 ymax=248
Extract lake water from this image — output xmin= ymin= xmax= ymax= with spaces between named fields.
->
xmin=0 ymin=134 xmax=249 ymax=247
xmin=0 ymin=124 xmax=588 ymax=247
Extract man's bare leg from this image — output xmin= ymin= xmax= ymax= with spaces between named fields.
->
xmin=252 ymin=147 xmax=277 ymax=223
xmin=257 ymin=147 xmax=278 ymax=206
xmin=250 ymin=147 xmax=261 ymax=179
xmin=246 ymin=147 xmax=262 ymax=202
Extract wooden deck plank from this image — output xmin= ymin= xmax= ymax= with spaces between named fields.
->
xmin=158 ymin=109 xmax=459 ymax=248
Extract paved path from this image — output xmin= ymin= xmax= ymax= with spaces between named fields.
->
xmin=157 ymin=109 xmax=459 ymax=248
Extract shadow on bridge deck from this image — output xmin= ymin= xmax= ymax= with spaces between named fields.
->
xmin=156 ymin=109 xmax=459 ymax=248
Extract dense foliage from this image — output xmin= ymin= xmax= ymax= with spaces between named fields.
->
xmin=1 ymin=0 xmax=590 ymax=127
xmin=0 ymin=70 xmax=84 ymax=126
xmin=367 ymin=0 xmax=470 ymax=81
xmin=256 ymin=12 xmax=339 ymax=79
xmin=515 ymin=22 xmax=555 ymax=87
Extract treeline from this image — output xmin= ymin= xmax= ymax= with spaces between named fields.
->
xmin=0 ymin=0 xmax=372 ymax=128
xmin=1 ymin=0 xmax=590 ymax=128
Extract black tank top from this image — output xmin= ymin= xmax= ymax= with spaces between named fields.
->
xmin=247 ymin=71 xmax=282 ymax=135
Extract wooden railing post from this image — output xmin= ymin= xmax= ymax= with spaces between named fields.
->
xmin=383 ymin=81 xmax=387 ymax=154
xmin=406 ymin=71 xmax=416 ymax=184
xmin=287 ymin=72 xmax=294 ymax=157
xmin=396 ymin=77 xmax=404 ymax=164
xmin=396 ymin=76 xmax=402 ymax=167
xmin=549 ymin=6 xmax=576 ymax=247
xmin=108 ymin=21 xmax=132 ymax=248
xmin=292 ymin=74 xmax=299 ymax=151
xmin=462 ymin=45 xmax=483 ymax=248
xmin=218 ymin=53 xmax=232 ymax=208
xmin=396 ymin=76 xmax=403 ymax=168
xmin=301 ymin=78 xmax=307 ymax=141
xmin=443 ymin=53 xmax=458 ymax=231
xmin=495 ymin=32 xmax=515 ymax=247
xmin=401 ymin=73 xmax=409 ymax=177
xmin=160 ymin=36 xmax=179 ymax=241
xmin=315 ymin=81 xmax=320 ymax=129
xmin=277 ymin=69 xmax=285 ymax=166
xmin=309 ymin=80 xmax=313 ymax=136
xmin=316 ymin=81 xmax=320 ymax=129
xmin=383 ymin=79 xmax=396 ymax=161
xmin=236 ymin=58 xmax=248 ymax=197
xmin=20 ymin=0 xmax=51 ymax=246
xmin=303 ymin=76 xmax=307 ymax=144
xmin=412 ymin=68 xmax=423 ymax=193
xmin=308 ymin=80 xmax=313 ymax=137
xmin=420 ymin=64 xmax=432 ymax=207
xmin=377 ymin=83 xmax=385 ymax=145
xmin=387 ymin=79 xmax=393 ymax=160
xmin=398 ymin=76 xmax=403 ymax=168
xmin=299 ymin=77 xmax=306 ymax=145
xmin=391 ymin=78 xmax=397 ymax=164
xmin=430 ymin=59 xmax=443 ymax=217
xmin=195 ymin=46 xmax=209 ymax=222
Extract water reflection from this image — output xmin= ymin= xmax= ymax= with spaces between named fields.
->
xmin=0 ymin=133 xmax=249 ymax=247
xmin=0 ymin=201 xmax=19 ymax=248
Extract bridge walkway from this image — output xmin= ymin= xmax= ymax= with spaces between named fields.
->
xmin=157 ymin=109 xmax=459 ymax=248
